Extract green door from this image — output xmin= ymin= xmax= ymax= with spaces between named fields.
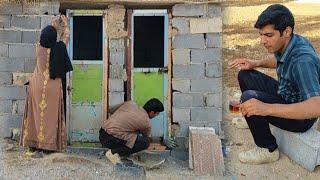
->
xmin=132 ymin=10 xmax=168 ymax=138
xmin=67 ymin=10 xmax=105 ymax=144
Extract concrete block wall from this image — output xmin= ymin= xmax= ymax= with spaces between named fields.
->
xmin=0 ymin=1 xmax=59 ymax=137
xmin=172 ymin=4 xmax=222 ymax=146
xmin=106 ymin=5 xmax=127 ymax=109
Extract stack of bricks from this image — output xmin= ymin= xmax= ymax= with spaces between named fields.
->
xmin=106 ymin=4 xmax=127 ymax=109
xmin=171 ymin=4 xmax=222 ymax=146
xmin=0 ymin=1 xmax=59 ymax=137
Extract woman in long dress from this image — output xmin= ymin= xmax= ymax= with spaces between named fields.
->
xmin=20 ymin=16 xmax=72 ymax=154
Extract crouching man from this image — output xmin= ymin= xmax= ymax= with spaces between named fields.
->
xmin=99 ymin=98 xmax=164 ymax=164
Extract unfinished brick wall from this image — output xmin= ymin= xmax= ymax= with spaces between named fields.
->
xmin=0 ymin=1 xmax=59 ymax=137
xmin=106 ymin=5 xmax=127 ymax=109
xmin=171 ymin=4 xmax=222 ymax=148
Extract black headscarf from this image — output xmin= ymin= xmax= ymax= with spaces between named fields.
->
xmin=40 ymin=25 xmax=73 ymax=79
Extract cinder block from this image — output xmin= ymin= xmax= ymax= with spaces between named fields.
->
xmin=0 ymin=114 xmax=23 ymax=137
xmin=174 ymin=123 xmax=190 ymax=137
xmin=210 ymin=122 xmax=222 ymax=135
xmin=173 ymin=93 xmax=192 ymax=108
xmin=12 ymin=72 xmax=32 ymax=86
xmin=205 ymin=93 xmax=222 ymax=108
xmin=173 ymin=64 xmax=204 ymax=79
xmin=191 ymin=48 xmax=221 ymax=63
xmin=0 ymin=43 xmax=8 ymax=57
xmin=11 ymin=15 xmax=41 ymax=29
xmin=11 ymin=114 xmax=23 ymax=129
xmin=272 ymin=125 xmax=320 ymax=171
xmin=190 ymin=93 xmax=204 ymax=107
xmin=189 ymin=126 xmax=224 ymax=176
xmin=173 ymin=108 xmax=190 ymax=123
xmin=174 ymin=136 xmax=189 ymax=149
xmin=0 ymin=113 xmax=11 ymax=137
xmin=108 ymin=78 xmax=124 ymax=92
xmin=0 ymin=3 xmax=23 ymax=15
xmin=110 ymin=38 xmax=125 ymax=51
xmin=12 ymin=100 xmax=25 ymax=114
xmin=23 ymin=1 xmax=59 ymax=15
xmin=41 ymin=16 xmax=54 ymax=29
xmin=0 ymin=86 xmax=26 ymax=100
xmin=207 ymin=33 xmax=222 ymax=48
xmin=0 ymin=30 xmax=22 ymax=43
xmin=9 ymin=43 xmax=36 ymax=58
xmin=173 ymin=4 xmax=205 ymax=17
xmin=109 ymin=50 xmax=125 ymax=65
xmin=172 ymin=78 xmax=190 ymax=93
xmin=0 ymin=72 xmax=12 ymax=85
xmin=172 ymin=34 xmax=205 ymax=49
xmin=191 ymin=107 xmax=222 ymax=122
xmin=0 ymin=58 xmax=24 ymax=72
xmin=172 ymin=18 xmax=189 ymax=34
xmin=171 ymin=148 xmax=189 ymax=161
xmin=11 ymin=128 xmax=20 ymax=141
xmin=24 ymin=59 xmax=36 ymax=72
xmin=0 ymin=100 xmax=12 ymax=113
xmin=22 ymin=30 xmax=40 ymax=43
xmin=174 ymin=121 xmax=221 ymax=138
xmin=207 ymin=5 xmax=221 ymax=17
xmin=0 ymin=15 xmax=11 ymax=28
xmin=109 ymin=65 xmax=124 ymax=79
xmin=191 ymin=79 xmax=222 ymax=93
xmin=23 ymin=3 xmax=49 ymax=15
xmin=206 ymin=62 xmax=222 ymax=78
xmin=172 ymin=49 xmax=190 ymax=65
xmin=108 ymin=92 xmax=124 ymax=108
xmin=190 ymin=18 xmax=222 ymax=34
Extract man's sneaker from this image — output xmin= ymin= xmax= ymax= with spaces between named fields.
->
xmin=106 ymin=150 xmax=121 ymax=165
xmin=232 ymin=117 xmax=249 ymax=129
xmin=238 ymin=147 xmax=279 ymax=164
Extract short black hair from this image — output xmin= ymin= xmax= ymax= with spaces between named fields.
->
xmin=143 ymin=98 xmax=164 ymax=113
xmin=254 ymin=4 xmax=294 ymax=36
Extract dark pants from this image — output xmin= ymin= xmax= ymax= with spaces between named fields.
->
xmin=238 ymin=70 xmax=316 ymax=152
xmin=99 ymin=128 xmax=150 ymax=156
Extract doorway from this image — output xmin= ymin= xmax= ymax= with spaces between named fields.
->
xmin=131 ymin=10 xmax=169 ymax=139
xmin=66 ymin=10 xmax=105 ymax=146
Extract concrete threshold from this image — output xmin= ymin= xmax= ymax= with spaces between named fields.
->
xmin=66 ymin=146 xmax=171 ymax=158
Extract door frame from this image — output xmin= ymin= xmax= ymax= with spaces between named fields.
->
xmin=66 ymin=9 xmax=106 ymax=142
xmin=130 ymin=10 xmax=170 ymax=139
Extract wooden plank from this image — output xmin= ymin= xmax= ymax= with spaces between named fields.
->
xmin=167 ymin=10 xmax=173 ymax=138
xmin=126 ymin=9 xmax=133 ymax=101
xmin=103 ymin=10 xmax=109 ymax=120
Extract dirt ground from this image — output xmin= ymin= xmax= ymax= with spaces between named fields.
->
xmin=1 ymin=1 xmax=320 ymax=179
xmin=222 ymin=1 xmax=320 ymax=179
xmin=1 ymin=138 xmax=214 ymax=180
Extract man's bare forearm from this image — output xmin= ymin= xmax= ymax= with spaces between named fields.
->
xmin=255 ymin=55 xmax=277 ymax=68
xmin=267 ymin=96 xmax=320 ymax=119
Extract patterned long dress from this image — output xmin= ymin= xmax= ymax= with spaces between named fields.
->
xmin=20 ymin=44 xmax=67 ymax=151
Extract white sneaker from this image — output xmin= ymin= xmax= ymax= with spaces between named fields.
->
xmin=238 ymin=147 xmax=279 ymax=164
xmin=105 ymin=150 xmax=121 ymax=165
xmin=232 ymin=117 xmax=249 ymax=129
